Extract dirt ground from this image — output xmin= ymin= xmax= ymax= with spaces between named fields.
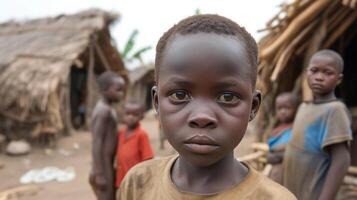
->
xmin=0 ymin=111 xmax=256 ymax=199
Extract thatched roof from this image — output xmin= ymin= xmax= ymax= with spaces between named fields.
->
xmin=0 ymin=9 xmax=119 ymax=69
xmin=127 ymin=65 xmax=155 ymax=110
xmin=129 ymin=64 xmax=154 ymax=85
xmin=257 ymin=0 xmax=357 ymax=137
xmin=0 ymin=9 xmax=126 ymax=123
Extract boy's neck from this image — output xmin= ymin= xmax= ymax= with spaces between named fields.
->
xmin=171 ymin=153 xmax=248 ymax=194
xmin=313 ymin=91 xmax=337 ymax=103
xmin=125 ymin=123 xmax=140 ymax=137
xmin=278 ymin=121 xmax=293 ymax=126
xmin=101 ymin=97 xmax=114 ymax=105
xmin=127 ymin=123 xmax=139 ymax=131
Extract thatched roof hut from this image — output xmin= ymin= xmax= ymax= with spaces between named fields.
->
xmin=0 ymin=9 xmax=127 ymax=140
xmin=257 ymin=0 xmax=357 ymax=138
xmin=127 ymin=65 xmax=155 ymax=111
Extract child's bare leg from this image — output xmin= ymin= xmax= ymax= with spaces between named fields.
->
xmin=106 ymin=168 xmax=116 ymax=200
xmin=89 ymin=174 xmax=98 ymax=198
xmin=95 ymin=162 xmax=115 ymax=200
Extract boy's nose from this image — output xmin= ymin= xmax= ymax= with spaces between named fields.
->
xmin=315 ymin=72 xmax=324 ymax=81
xmin=188 ymin=106 xmax=217 ymax=129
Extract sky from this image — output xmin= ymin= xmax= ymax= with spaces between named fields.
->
xmin=0 ymin=0 xmax=283 ymax=69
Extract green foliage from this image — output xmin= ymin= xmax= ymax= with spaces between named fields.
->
xmin=121 ymin=29 xmax=151 ymax=64
xmin=121 ymin=29 xmax=139 ymax=59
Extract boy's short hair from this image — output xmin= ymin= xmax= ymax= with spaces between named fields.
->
xmin=125 ymin=100 xmax=145 ymax=112
xmin=311 ymin=49 xmax=344 ymax=72
xmin=97 ymin=71 xmax=120 ymax=91
xmin=277 ymin=92 xmax=300 ymax=107
xmin=155 ymin=14 xmax=258 ymax=85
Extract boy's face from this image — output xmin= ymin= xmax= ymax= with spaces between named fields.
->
xmin=124 ymin=103 xmax=143 ymax=128
xmin=105 ymin=77 xmax=125 ymax=102
xmin=275 ymin=95 xmax=297 ymax=124
xmin=153 ymin=33 xmax=261 ymax=166
xmin=307 ymin=55 xmax=342 ymax=97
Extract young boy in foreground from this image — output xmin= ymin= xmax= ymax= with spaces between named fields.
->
xmin=89 ymin=71 xmax=125 ymax=200
xmin=267 ymin=92 xmax=299 ymax=183
xmin=115 ymin=101 xmax=154 ymax=187
xmin=283 ymin=50 xmax=353 ymax=200
xmin=118 ymin=14 xmax=296 ymax=199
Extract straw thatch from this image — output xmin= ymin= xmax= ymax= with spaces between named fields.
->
xmin=127 ymin=65 xmax=155 ymax=110
xmin=257 ymin=0 xmax=357 ymax=139
xmin=0 ymin=9 xmax=127 ymax=139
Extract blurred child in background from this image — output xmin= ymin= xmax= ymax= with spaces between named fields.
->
xmin=266 ymin=92 xmax=300 ymax=183
xmin=116 ymin=101 xmax=154 ymax=188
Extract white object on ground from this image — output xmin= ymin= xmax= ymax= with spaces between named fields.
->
xmin=20 ymin=167 xmax=76 ymax=184
xmin=58 ymin=149 xmax=72 ymax=156
xmin=6 ymin=140 xmax=31 ymax=155
xmin=56 ymin=167 xmax=75 ymax=182
xmin=73 ymin=143 xmax=80 ymax=150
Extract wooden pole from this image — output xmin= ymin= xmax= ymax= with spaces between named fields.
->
xmin=86 ymin=38 xmax=96 ymax=129
xmin=323 ymin=11 xmax=357 ymax=48
xmin=260 ymin=0 xmax=330 ymax=59
xmin=94 ymin=42 xmax=111 ymax=71
xmin=270 ymin=20 xmax=317 ymax=81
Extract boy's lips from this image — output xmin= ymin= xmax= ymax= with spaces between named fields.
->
xmin=310 ymin=84 xmax=325 ymax=91
xmin=183 ymin=135 xmax=220 ymax=154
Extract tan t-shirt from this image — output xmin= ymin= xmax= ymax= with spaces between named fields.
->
xmin=118 ymin=156 xmax=296 ymax=200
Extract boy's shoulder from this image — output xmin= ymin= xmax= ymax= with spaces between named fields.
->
xmin=118 ymin=156 xmax=174 ymax=199
xmin=318 ymin=100 xmax=350 ymax=118
xmin=122 ymin=126 xmax=150 ymax=136
xmin=93 ymin=101 xmax=112 ymax=117
xmin=299 ymin=100 xmax=349 ymax=116
xmin=123 ymin=156 xmax=171 ymax=178
xmin=136 ymin=125 xmax=149 ymax=134
xmin=303 ymin=100 xmax=347 ymax=109
xmin=323 ymin=100 xmax=347 ymax=109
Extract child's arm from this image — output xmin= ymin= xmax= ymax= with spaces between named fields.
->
xmin=271 ymin=144 xmax=287 ymax=152
xmin=92 ymin=110 xmax=110 ymax=189
xmin=266 ymin=152 xmax=284 ymax=164
xmin=267 ymin=144 xmax=286 ymax=164
xmin=318 ymin=142 xmax=350 ymax=200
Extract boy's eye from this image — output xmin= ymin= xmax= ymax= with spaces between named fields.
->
xmin=309 ymin=68 xmax=317 ymax=73
xmin=324 ymin=70 xmax=334 ymax=76
xmin=217 ymin=93 xmax=240 ymax=104
xmin=168 ymin=91 xmax=190 ymax=103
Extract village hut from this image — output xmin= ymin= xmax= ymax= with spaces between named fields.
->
xmin=0 ymin=9 xmax=127 ymax=140
xmin=127 ymin=64 xmax=155 ymax=111
xmin=256 ymin=0 xmax=357 ymax=138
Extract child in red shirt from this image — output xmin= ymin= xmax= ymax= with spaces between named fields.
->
xmin=116 ymin=101 xmax=154 ymax=187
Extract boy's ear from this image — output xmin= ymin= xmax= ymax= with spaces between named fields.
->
xmin=151 ymin=86 xmax=159 ymax=114
xmin=337 ymin=73 xmax=343 ymax=85
xmin=250 ymin=90 xmax=262 ymax=121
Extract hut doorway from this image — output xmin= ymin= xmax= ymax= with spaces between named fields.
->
xmin=70 ymin=66 xmax=87 ymax=129
xmin=335 ymin=34 xmax=357 ymax=108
